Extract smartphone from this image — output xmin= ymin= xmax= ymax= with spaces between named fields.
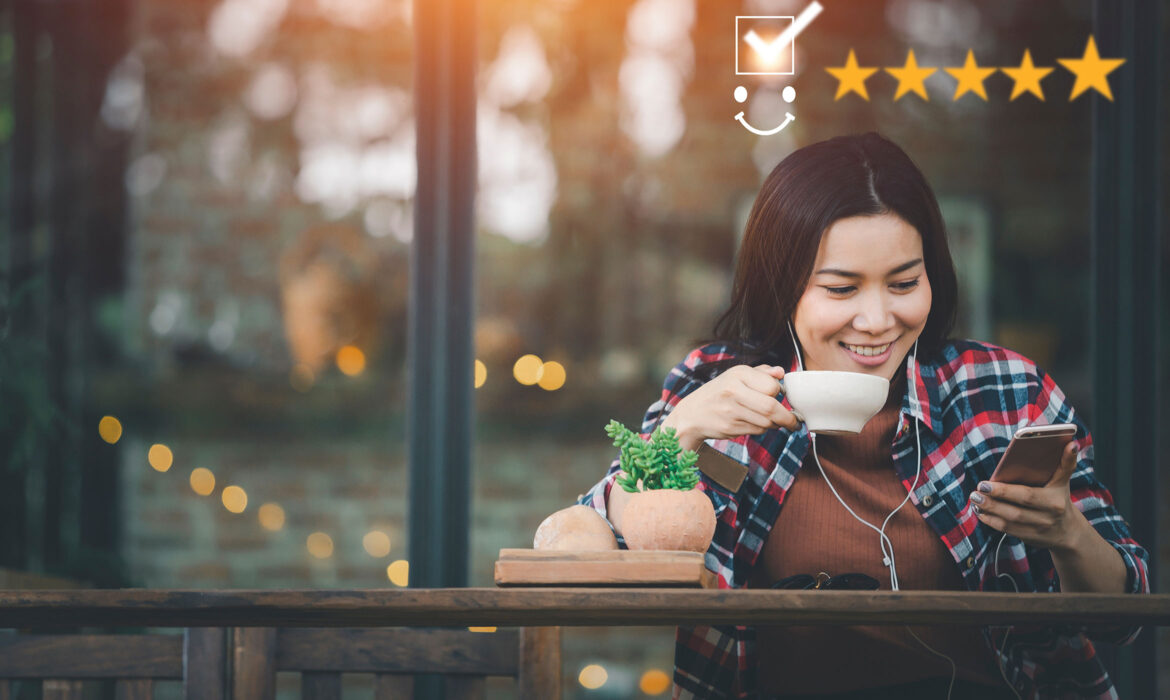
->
xmin=988 ymin=423 xmax=1078 ymax=487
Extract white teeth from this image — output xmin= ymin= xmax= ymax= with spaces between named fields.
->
xmin=843 ymin=343 xmax=891 ymax=357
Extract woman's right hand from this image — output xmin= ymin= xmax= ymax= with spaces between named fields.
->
xmin=660 ymin=365 xmax=801 ymax=451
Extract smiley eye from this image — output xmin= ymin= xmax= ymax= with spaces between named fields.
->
xmin=734 ymin=85 xmax=748 ymax=103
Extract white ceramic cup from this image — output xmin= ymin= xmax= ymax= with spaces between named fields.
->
xmin=779 ymin=370 xmax=891 ymax=435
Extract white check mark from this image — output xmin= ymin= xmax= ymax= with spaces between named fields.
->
xmin=743 ymin=1 xmax=823 ymax=63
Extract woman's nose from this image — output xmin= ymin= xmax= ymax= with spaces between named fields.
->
xmin=852 ymin=293 xmax=893 ymax=332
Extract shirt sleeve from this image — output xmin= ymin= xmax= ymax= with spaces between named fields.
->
xmin=1027 ymin=365 xmax=1151 ymax=645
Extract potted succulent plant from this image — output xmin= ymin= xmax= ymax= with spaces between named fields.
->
xmin=604 ymin=420 xmax=716 ymax=552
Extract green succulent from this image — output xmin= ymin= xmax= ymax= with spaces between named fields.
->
xmin=604 ymin=420 xmax=700 ymax=493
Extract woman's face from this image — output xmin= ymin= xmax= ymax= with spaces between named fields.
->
xmin=791 ymin=213 xmax=933 ymax=379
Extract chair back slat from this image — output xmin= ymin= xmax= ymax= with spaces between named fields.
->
xmin=42 ymin=680 xmax=84 ymax=700
xmin=301 ymin=672 xmax=341 ymax=700
xmin=374 ymin=674 xmax=413 ymax=700
xmin=184 ymin=627 xmax=226 ymax=700
xmin=115 ymin=679 xmax=153 ymax=700
xmin=0 ymin=635 xmax=183 ymax=678
xmin=444 ymin=677 xmax=485 ymax=700
xmin=275 ymin=629 xmax=519 ymax=675
xmin=232 ymin=628 xmax=276 ymax=700
xmin=518 ymin=627 xmax=561 ymax=700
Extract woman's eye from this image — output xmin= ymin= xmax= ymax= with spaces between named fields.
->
xmin=891 ymin=279 xmax=920 ymax=291
xmin=824 ymin=286 xmax=855 ymax=295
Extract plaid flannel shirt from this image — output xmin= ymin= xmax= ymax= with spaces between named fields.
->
xmin=580 ymin=339 xmax=1149 ymax=700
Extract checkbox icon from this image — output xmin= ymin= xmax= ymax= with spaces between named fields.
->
xmin=737 ymin=16 xmax=796 ymax=75
xmin=735 ymin=3 xmax=822 ymax=76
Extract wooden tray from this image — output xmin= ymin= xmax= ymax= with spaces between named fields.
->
xmin=494 ymin=549 xmax=716 ymax=588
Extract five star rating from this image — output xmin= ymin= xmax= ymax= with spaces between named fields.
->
xmin=826 ymin=36 xmax=1124 ymax=102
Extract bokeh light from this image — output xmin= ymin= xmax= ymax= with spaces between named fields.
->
xmin=336 ymin=345 xmax=366 ymax=376
xmin=468 ymin=627 xmax=497 ymax=633
xmin=189 ymin=468 xmax=216 ymax=496
xmin=474 ymin=359 xmax=487 ymax=388
xmin=258 ymin=503 xmax=286 ymax=531
xmin=221 ymin=485 xmax=248 ymax=513
xmin=387 ymin=559 xmax=409 ymax=587
xmin=148 ymin=444 xmax=173 ymax=472
xmin=537 ymin=360 xmax=566 ymax=391
xmin=307 ymin=532 xmax=334 ymax=559
xmin=512 ymin=354 xmax=544 ymax=385
xmin=639 ymin=669 xmax=671 ymax=695
xmin=578 ymin=664 xmax=608 ymax=690
xmin=362 ymin=530 xmax=391 ymax=558
xmin=98 ymin=416 xmax=123 ymax=444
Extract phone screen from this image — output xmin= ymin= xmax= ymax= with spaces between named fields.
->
xmin=989 ymin=424 xmax=1077 ymax=487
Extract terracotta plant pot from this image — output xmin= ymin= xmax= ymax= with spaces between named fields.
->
xmin=621 ymin=488 xmax=716 ymax=552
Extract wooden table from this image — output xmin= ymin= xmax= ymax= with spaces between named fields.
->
xmin=2 ymin=589 xmax=1168 ymax=628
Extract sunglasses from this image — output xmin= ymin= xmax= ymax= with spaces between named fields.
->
xmin=770 ymin=571 xmax=880 ymax=590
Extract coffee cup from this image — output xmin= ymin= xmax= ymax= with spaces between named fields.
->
xmin=778 ymin=371 xmax=891 ymax=435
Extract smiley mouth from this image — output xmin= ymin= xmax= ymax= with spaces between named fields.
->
xmin=735 ymin=111 xmax=795 ymax=135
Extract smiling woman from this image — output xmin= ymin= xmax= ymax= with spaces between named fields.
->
xmin=574 ymin=133 xmax=1149 ymax=700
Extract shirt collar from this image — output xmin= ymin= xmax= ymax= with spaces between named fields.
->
xmin=905 ymin=349 xmax=945 ymax=438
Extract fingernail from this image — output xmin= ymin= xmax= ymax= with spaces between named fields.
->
xmin=978 ymin=482 xmax=993 ymax=493
xmin=972 ymin=504 xmax=982 ymax=515
xmin=969 ymin=492 xmax=985 ymax=505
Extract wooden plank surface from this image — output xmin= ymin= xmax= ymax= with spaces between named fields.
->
xmin=0 ymin=589 xmax=1168 ymax=628
xmin=275 ymin=628 xmax=519 ymax=674
xmin=232 ymin=627 xmax=276 ymax=700
xmin=184 ymin=627 xmax=226 ymax=700
xmin=0 ymin=634 xmax=184 ymax=678
xmin=518 ymin=627 xmax=561 ymax=700
xmin=495 ymin=549 xmax=716 ymax=588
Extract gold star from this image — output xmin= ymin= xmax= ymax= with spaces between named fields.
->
xmin=885 ymin=50 xmax=936 ymax=101
xmin=1001 ymin=49 xmax=1054 ymax=101
xmin=826 ymin=49 xmax=879 ymax=101
xmin=944 ymin=49 xmax=996 ymax=101
xmin=1057 ymin=35 xmax=1125 ymax=101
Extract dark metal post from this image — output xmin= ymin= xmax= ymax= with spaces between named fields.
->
xmin=408 ymin=0 xmax=477 ymax=594
xmin=1091 ymin=1 xmax=1161 ymax=698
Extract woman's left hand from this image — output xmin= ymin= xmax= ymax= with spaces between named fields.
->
xmin=968 ymin=441 xmax=1089 ymax=552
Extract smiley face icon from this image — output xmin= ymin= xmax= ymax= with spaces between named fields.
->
xmin=734 ymin=85 xmax=796 ymax=135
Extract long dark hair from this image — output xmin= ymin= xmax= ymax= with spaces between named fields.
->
xmin=695 ymin=133 xmax=958 ymax=379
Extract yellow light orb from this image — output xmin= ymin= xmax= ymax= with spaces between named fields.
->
xmin=258 ymin=503 xmax=285 ymax=531
xmin=362 ymin=530 xmax=392 ymax=558
xmin=221 ymin=485 xmax=248 ymax=513
xmin=98 ymin=416 xmax=123 ymax=444
xmin=189 ymin=468 xmax=216 ymax=496
xmin=336 ymin=345 xmax=366 ymax=376
xmin=578 ymin=664 xmax=608 ymax=690
xmin=537 ymin=361 xmax=566 ymax=391
xmin=148 ymin=444 xmax=173 ymax=472
xmin=639 ymin=669 xmax=671 ymax=695
xmin=512 ymin=354 xmax=544 ymax=385
xmin=386 ymin=559 xmax=409 ymax=587
xmin=467 ymin=627 xmax=497 ymax=633
xmin=474 ymin=359 xmax=487 ymax=388
xmin=307 ymin=532 xmax=334 ymax=559
xmin=290 ymin=364 xmax=315 ymax=392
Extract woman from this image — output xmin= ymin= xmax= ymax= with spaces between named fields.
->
xmin=577 ymin=133 xmax=1149 ymax=700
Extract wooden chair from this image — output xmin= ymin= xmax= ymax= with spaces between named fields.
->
xmin=0 ymin=628 xmax=226 ymax=699
xmin=231 ymin=627 xmax=561 ymax=700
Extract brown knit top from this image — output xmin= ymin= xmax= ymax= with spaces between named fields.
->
xmin=749 ymin=379 xmax=1007 ymax=695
